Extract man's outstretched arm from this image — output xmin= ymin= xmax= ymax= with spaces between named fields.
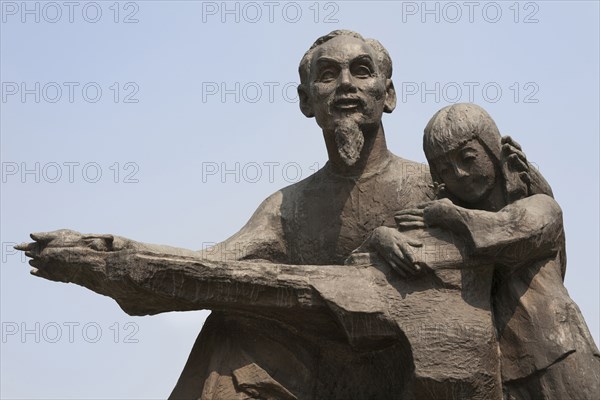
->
xmin=15 ymin=222 xmax=473 ymax=349
xmin=16 ymin=229 xmax=321 ymax=316
xmin=16 ymin=190 xmax=289 ymax=315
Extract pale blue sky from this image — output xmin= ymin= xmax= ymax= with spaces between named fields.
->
xmin=2 ymin=1 xmax=599 ymax=398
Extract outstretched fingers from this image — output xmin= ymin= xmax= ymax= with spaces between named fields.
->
xmin=30 ymin=231 xmax=56 ymax=243
xmin=14 ymin=242 xmax=36 ymax=252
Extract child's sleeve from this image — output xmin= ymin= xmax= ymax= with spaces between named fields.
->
xmin=456 ymin=194 xmax=563 ymax=267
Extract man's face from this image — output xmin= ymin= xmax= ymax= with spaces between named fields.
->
xmin=305 ymin=36 xmax=389 ymax=132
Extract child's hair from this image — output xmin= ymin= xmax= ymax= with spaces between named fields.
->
xmin=423 ymin=103 xmax=530 ymax=204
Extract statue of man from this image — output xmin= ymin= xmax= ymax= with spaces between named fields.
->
xmin=169 ymin=30 xmax=437 ymax=399
xmin=17 ymin=30 xmax=570 ymax=399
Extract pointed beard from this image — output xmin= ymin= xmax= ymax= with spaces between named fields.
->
xmin=334 ymin=119 xmax=364 ymax=166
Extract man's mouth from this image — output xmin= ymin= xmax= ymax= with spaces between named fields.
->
xmin=333 ymin=97 xmax=363 ymax=110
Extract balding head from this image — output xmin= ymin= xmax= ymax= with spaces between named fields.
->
xmin=298 ymin=30 xmax=393 ymax=86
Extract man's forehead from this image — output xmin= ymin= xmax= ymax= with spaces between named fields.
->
xmin=312 ymin=36 xmax=375 ymax=65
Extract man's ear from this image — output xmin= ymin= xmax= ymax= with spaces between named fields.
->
xmin=298 ymin=84 xmax=314 ymax=118
xmin=383 ymin=79 xmax=397 ymax=113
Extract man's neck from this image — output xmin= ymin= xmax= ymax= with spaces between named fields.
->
xmin=324 ymin=123 xmax=393 ymax=178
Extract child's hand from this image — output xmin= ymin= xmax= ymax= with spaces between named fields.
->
xmin=421 ymin=199 xmax=465 ymax=232
xmin=394 ymin=207 xmax=425 ymax=230
xmin=396 ymin=199 xmax=463 ymax=231
xmin=502 ymin=135 xmax=531 ymax=186
xmin=397 ymin=199 xmax=462 ymax=228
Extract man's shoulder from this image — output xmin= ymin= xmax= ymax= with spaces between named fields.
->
xmin=270 ymin=155 xmax=434 ymax=199
xmin=255 ymin=167 xmax=327 ymax=212
xmin=380 ymin=154 xmax=435 ymax=206
xmin=279 ymin=163 xmax=335 ymax=193
xmin=385 ymin=154 xmax=433 ymax=185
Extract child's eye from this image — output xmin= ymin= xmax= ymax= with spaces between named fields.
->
xmin=461 ymin=153 xmax=477 ymax=162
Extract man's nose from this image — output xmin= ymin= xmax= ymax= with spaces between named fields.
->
xmin=338 ymin=68 xmax=356 ymax=91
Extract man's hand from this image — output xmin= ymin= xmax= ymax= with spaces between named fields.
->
xmin=369 ymin=226 xmax=423 ymax=278
xmin=15 ymin=229 xmax=128 ymax=285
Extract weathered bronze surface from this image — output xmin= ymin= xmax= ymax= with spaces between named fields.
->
xmin=17 ymin=31 xmax=599 ymax=400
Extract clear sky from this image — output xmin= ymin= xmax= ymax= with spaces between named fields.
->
xmin=1 ymin=1 xmax=598 ymax=398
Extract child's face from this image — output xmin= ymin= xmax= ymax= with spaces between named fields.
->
xmin=432 ymin=138 xmax=497 ymax=204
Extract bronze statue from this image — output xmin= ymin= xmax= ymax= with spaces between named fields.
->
xmin=16 ymin=31 xmax=599 ymax=400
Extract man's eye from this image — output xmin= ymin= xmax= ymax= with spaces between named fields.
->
xmin=352 ymin=64 xmax=372 ymax=77
xmin=318 ymin=69 xmax=336 ymax=82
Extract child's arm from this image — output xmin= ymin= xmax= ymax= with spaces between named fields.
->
xmin=421 ymin=194 xmax=563 ymax=266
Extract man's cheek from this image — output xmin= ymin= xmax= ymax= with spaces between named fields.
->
xmin=365 ymin=86 xmax=386 ymax=101
xmin=312 ymin=83 xmax=334 ymax=96
xmin=363 ymin=79 xmax=386 ymax=94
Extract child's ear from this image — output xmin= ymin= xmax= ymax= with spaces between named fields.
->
xmin=384 ymin=79 xmax=396 ymax=113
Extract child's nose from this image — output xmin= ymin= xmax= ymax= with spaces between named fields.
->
xmin=453 ymin=165 xmax=469 ymax=178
